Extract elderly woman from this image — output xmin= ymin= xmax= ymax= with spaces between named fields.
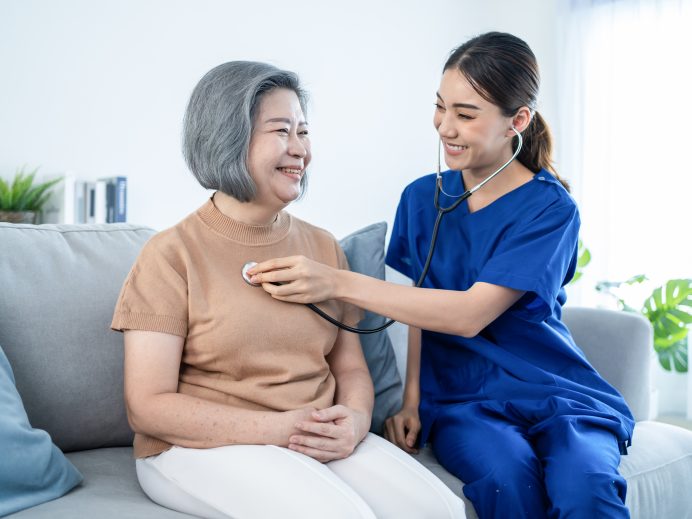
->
xmin=110 ymin=61 xmax=464 ymax=519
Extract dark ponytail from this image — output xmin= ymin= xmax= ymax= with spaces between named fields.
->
xmin=517 ymin=111 xmax=569 ymax=190
xmin=444 ymin=32 xmax=570 ymax=192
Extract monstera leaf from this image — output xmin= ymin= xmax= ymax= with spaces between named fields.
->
xmin=642 ymin=278 xmax=692 ymax=372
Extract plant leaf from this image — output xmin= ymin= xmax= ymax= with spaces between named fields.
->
xmin=655 ymin=337 xmax=688 ymax=373
xmin=643 ymin=279 xmax=692 ymax=373
xmin=0 ymin=167 xmax=60 ymax=211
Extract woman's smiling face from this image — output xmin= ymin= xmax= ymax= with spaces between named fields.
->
xmin=247 ymin=88 xmax=311 ymax=207
xmin=433 ymin=69 xmax=516 ymax=175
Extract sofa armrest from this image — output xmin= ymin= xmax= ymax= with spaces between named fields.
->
xmin=383 ymin=267 xmax=653 ymax=423
xmin=562 ymin=306 xmax=652 ymax=422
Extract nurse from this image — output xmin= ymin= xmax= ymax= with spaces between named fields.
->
xmin=248 ymin=32 xmax=634 ymax=518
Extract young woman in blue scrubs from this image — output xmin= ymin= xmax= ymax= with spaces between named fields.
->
xmin=248 ymin=32 xmax=634 ymax=518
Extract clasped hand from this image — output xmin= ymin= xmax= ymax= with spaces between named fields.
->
xmin=286 ymin=405 xmax=369 ymax=463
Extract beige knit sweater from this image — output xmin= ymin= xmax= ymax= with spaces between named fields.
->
xmin=111 ymin=196 xmax=361 ymax=458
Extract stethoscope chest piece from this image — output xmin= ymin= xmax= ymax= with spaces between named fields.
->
xmin=241 ymin=261 xmax=260 ymax=286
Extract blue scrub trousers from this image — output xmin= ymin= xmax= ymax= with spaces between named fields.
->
xmin=430 ymin=402 xmax=629 ymax=519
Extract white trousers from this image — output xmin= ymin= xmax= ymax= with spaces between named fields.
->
xmin=136 ymin=432 xmax=465 ymax=519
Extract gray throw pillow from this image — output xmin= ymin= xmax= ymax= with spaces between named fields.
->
xmin=339 ymin=222 xmax=403 ymax=434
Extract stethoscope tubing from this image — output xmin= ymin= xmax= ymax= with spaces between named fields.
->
xmin=305 ymin=128 xmax=524 ymax=334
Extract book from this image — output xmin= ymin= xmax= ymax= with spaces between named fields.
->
xmin=40 ymin=173 xmax=127 ymax=224
xmin=41 ymin=172 xmax=76 ymax=224
xmin=94 ymin=180 xmax=107 ymax=224
xmin=114 ymin=176 xmax=127 ymax=223
xmin=74 ymin=181 xmax=86 ymax=224
xmin=85 ymin=182 xmax=96 ymax=224
xmin=101 ymin=176 xmax=127 ymax=223
xmin=105 ymin=181 xmax=115 ymax=223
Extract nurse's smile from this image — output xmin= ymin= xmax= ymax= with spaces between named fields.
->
xmin=444 ymin=142 xmax=468 ymax=156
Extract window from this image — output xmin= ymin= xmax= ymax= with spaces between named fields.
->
xmin=557 ymin=0 xmax=692 ymax=308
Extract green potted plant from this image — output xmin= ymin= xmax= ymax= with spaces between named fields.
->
xmin=597 ymin=276 xmax=692 ymax=373
xmin=0 ymin=166 xmax=62 ymax=224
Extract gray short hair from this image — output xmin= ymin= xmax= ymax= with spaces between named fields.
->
xmin=182 ymin=61 xmax=309 ymax=202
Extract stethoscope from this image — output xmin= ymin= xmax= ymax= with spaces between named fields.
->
xmin=241 ymin=127 xmax=523 ymax=334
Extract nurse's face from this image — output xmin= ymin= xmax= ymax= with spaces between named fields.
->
xmin=247 ymin=88 xmax=311 ymax=207
xmin=433 ymin=69 xmax=517 ymax=176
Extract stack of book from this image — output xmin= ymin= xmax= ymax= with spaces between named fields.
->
xmin=42 ymin=173 xmax=127 ymax=224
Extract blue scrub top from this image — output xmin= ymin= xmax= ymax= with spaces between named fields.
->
xmin=385 ymin=169 xmax=634 ymax=452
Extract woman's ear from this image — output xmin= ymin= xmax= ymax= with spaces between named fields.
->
xmin=507 ymin=106 xmax=532 ymax=136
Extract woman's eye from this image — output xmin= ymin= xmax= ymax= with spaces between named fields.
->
xmin=457 ymin=114 xmax=473 ymax=120
xmin=434 ymin=103 xmax=445 ymax=111
xmin=299 ymin=130 xmax=309 ymax=136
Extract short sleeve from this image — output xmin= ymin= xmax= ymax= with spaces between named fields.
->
xmin=110 ymin=237 xmax=189 ymax=337
xmin=385 ymin=187 xmax=414 ymax=280
xmin=335 ymin=244 xmax=365 ymax=328
xmin=477 ymin=201 xmax=580 ymax=323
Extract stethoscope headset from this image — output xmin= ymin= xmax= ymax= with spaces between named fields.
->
xmin=241 ymin=126 xmax=524 ymax=335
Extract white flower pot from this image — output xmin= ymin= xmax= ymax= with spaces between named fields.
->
xmin=652 ymin=352 xmax=688 ymax=417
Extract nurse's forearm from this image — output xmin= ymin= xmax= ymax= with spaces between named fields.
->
xmin=332 ymin=270 xmax=470 ymax=335
xmin=334 ymin=270 xmax=517 ymax=337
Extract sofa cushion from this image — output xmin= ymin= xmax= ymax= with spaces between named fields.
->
xmin=0 ymin=344 xmax=83 ymax=516
xmin=339 ymin=222 xmax=403 ymax=434
xmin=8 ymin=424 xmax=692 ymax=519
xmin=6 ymin=447 xmax=194 ymax=518
xmin=618 ymin=420 xmax=692 ymax=519
xmin=0 ymin=223 xmax=156 ymax=452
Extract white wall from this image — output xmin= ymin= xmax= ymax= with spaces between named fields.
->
xmin=0 ymin=0 xmax=558 ymax=238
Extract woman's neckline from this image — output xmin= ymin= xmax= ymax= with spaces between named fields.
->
xmin=196 ymin=196 xmax=291 ymax=245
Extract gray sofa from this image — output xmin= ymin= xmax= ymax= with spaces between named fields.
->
xmin=1 ymin=222 xmax=691 ymax=519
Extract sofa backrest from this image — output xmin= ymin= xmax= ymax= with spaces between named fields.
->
xmin=0 ymin=222 xmax=653 ymax=456
xmin=0 ymin=223 xmax=156 ymax=452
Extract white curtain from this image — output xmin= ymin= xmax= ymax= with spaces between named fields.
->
xmin=557 ymin=0 xmax=692 ymax=309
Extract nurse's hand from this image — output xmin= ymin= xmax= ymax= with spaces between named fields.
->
xmin=247 ymin=256 xmax=338 ymax=303
xmin=288 ymin=405 xmax=369 ymax=463
xmin=384 ymin=406 xmax=421 ymax=454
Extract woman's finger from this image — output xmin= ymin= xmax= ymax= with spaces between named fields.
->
xmin=289 ymin=434 xmax=339 ymax=452
xmin=312 ymin=406 xmax=349 ymax=423
xmin=405 ymin=420 xmax=421 ymax=452
xmin=288 ymin=443 xmax=340 ymax=463
xmin=295 ymin=421 xmax=340 ymax=438
xmin=270 ymin=294 xmax=306 ymax=304
xmin=383 ymin=418 xmax=395 ymax=443
xmin=260 ymin=281 xmax=302 ymax=297
xmin=247 ymin=256 xmax=301 ymax=276
xmin=249 ymin=267 xmax=296 ymax=286
xmin=392 ymin=417 xmax=410 ymax=451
